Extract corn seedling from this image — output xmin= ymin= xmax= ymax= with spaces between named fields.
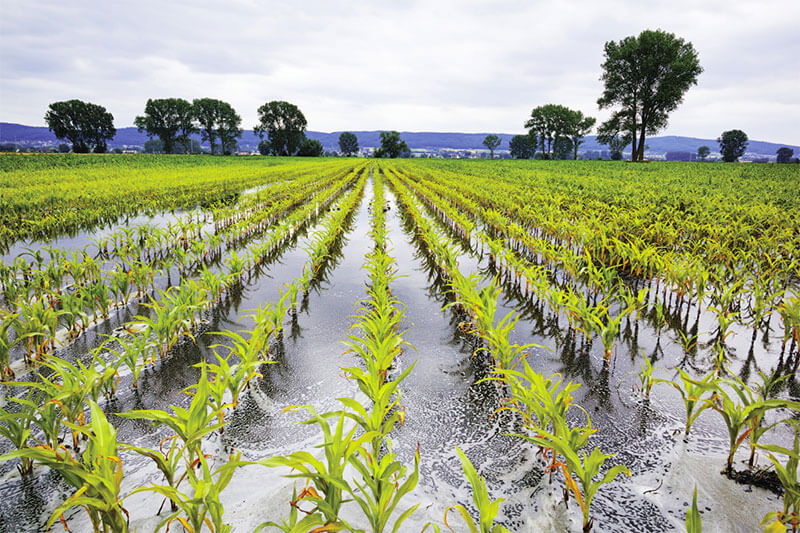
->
xmin=707 ymin=376 xmax=800 ymax=474
xmin=660 ymin=369 xmax=716 ymax=438
xmin=441 ymin=447 xmax=511 ymax=533
xmin=133 ymin=452 xmax=241 ymax=533
xmin=348 ymin=440 xmax=421 ymax=533
xmin=0 ymin=401 xmax=129 ymax=533
xmin=256 ymin=406 xmax=378 ymax=528
xmin=638 ymin=357 xmax=656 ymax=399
xmin=686 ymin=487 xmax=702 ymax=533
xmin=758 ymin=422 xmax=800 ymax=533
xmin=117 ymin=366 xmax=224 ymax=459
xmin=0 ymin=400 xmax=35 ymax=475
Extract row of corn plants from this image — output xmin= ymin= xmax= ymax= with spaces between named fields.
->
xmin=390 ymin=162 xmax=799 ymax=360
xmin=255 ymin=171 xmax=421 ymax=532
xmin=0 ymin=166 xmax=364 ymax=381
xmin=0 ymin=154 xmax=357 ymax=246
xmin=391 ymin=162 xmax=800 ymax=532
xmin=0 ymin=168 xmax=370 ymax=531
xmin=0 ymin=161 xmax=357 ymax=305
xmin=389 ymin=167 xmax=638 ymax=366
xmin=385 ymin=166 xmax=630 ymax=532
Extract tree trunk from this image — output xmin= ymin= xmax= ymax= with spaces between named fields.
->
xmin=630 ymin=100 xmax=639 ymax=161
xmin=637 ymin=126 xmax=647 ymax=162
xmin=207 ymin=128 xmax=216 ymax=155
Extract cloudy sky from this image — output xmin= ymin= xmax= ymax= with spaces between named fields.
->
xmin=1 ymin=0 xmax=798 ymax=142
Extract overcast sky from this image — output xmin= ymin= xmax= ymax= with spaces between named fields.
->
xmin=1 ymin=0 xmax=798 ymax=143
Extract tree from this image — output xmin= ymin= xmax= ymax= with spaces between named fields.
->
xmin=553 ymin=137 xmax=574 ymax=160
xmin=134 ymin=98 xmax=196 ymax=154
xmin=567 ymin=111 xmax=596 ymax=160
xmin=697 ymin=145 xmax=710 ymax=161
xmin=482 ymin=135 xmax=501 ymax=158
xmin=297 ymin=138 xmax=324 ymax=157
xmin=192 ymin=98 xmax=240 ymax=155
xmin=338 ymin=132 xmax=359 ymax=156
xmin=253 ymin=101 xmax=307 ymax=156
xmin=597 ymin=30 xmax=702 ymax=162
xmin=718 ymin=130 xmax=748 ymax=162
xmin=143 ymin=139 xmax=164 ymax=153
xmin=257 ymin=140 xmax=271 ymax=156
xmin=509 ymin=135 xmax=536 ymax=159
xmin=524 ymin=105 xmax=594 ymax=160
xmin=44 ymin=99 xmax=116 ymax=153
xmin=374 ymin=131 xmax=410 ymax=158
xmin=776 ymin=147 xmax=794 ymax=163
xmin=596 ymin=118 xmax=629 ymax=160
xmin=58 ymin=143 xmax=70 ymax=153
xmin=525 ymin=104 xmax=573 ymax=159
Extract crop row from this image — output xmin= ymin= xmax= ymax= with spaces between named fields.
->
xmin=0 ymin=154 xmax=357 ymax=246
xmin=0 ymin=168 xmax=370 ymax=531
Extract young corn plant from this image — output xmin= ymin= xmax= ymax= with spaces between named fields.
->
xmin=707 ymin=376 xmax=800 ymax=474
xmin=759 ymin=423 xmax=799 ymax=533
xmin=347 ymin=440 xmax=421 ymax=533
xmin=117 ymin=366 xmax=224 ymax=460
xmin=124 ymin=436 xmax=184 ymax=513
xmin=256 ymin=406 xmax=378 ymax=529
xmin=660 ymin=369 xmax=716 ymax=438
xmin=0 ymin=400 xmax=35 ymax=475
xmin=0 ymin=401 xmax=129 ymax=533
xmin=528 ymin=422 xmax=631 ymax=533
xmin=440 ymin=447 xmax=511 ymax=533
xmin=134 ymin=452 xmax=241 ymax=533
xmin=0 ymin=312 xmax=18 ymax=379
xmin=9 ymin=355 xmax=105 ymax=452
xmin=686 ymin=487 xmax=702 ymax=533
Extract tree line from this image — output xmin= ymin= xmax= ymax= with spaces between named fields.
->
xmin=42 ymin=28 xmax=794 ymax=162
xmin=44 ymin=98 xmax=366 ymax=157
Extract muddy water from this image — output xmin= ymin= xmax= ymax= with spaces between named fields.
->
xmin=0 ymin=173 xmax=795 ymax=532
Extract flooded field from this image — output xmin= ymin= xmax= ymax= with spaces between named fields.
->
xmin=0 ymin=156 xmax=798 ymax=532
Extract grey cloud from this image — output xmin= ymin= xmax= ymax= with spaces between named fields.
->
xmin=1 ymin=0 xmax=798 ymax=142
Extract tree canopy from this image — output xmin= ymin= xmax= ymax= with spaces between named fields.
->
xmin=134 ymin=98 xmax=196 ymax=154
xmin=718 ymin=130 xmax=748 ymax=162
xmin=482 ymin=135 xmax=501 ymax=158
xmin=597 ymin=29 xmax=702 ymax=162
xmin=596 ymin=120 xmax=627 ymax=160
xmin=524 ymin=105 xmax=595 ymax=159
xmin=374 ymin=131 xmax=410 ymax=158
xmin=776 ymin=147 xmax=794 ymax=163
xmin=338 ymin=132 xmax=359 ymax=156
xmin=566 ymin=111 xmax=596 ymax=160
xmin=509 ymin=135 xmax=535 ymax=159
xmin=253 ymin=101 xmax=307 ymax=156
xmin=192 ymin=98 xmax=242 ymax=155
xmin=44 ymin=100 xmax=116 ymax=153
xmin=298 ymin=138 xmax=324 ymax=157
xmin=697 ymin=145 xmax=710 ymax=161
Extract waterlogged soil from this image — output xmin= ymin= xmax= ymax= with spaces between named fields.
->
xmin=0 ymin=210 xmax=202 ymax=264
xmin=0 ymin=176 xmax=796 ymax=532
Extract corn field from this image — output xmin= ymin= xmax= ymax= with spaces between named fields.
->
xmin=0 ymin=154 xmax=798 ymax=532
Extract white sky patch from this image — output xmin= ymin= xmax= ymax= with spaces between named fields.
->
xmin=1 ymin=0 xmax=798 ymax=143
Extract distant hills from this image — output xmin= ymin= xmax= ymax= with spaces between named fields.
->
xmin=1 ymin=122 xmax=797 ymax=158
